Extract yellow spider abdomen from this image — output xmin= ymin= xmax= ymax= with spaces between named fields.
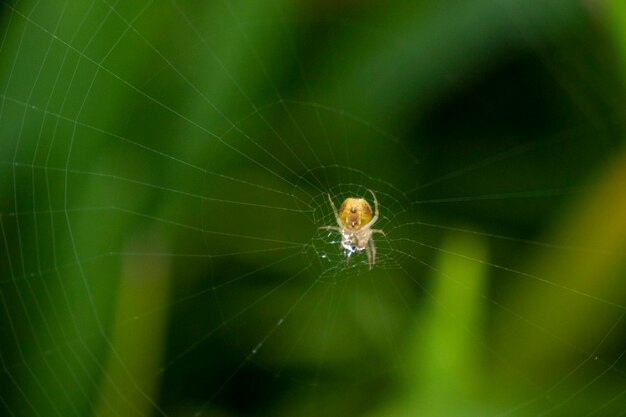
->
xmin=338 ymin=198 xmax=373 ymax=231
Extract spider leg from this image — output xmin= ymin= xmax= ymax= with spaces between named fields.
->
xmin=362 ymin=190 xmax=379 ymax=229
xmin=326 ymin=193 xmax=343 ymax=228
xmin=365 ymin=243 xmax=372 ymax=270
xmin=371 ymin=229 xmax=385 ymax=236
xmin=319 ymin=226 xmax=341 ymax=231
xmin=368 ymin=238 xmax=376 ymax=270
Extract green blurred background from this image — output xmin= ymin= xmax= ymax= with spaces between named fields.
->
xmin=1 ymin=0 xmax=626 ymax=416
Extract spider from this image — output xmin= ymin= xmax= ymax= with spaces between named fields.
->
xmin=319 ymin=190 xmax=385 ymax=270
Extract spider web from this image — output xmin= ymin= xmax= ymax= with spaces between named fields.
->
xmin=0 ymin=0 xmax=626 ymax=416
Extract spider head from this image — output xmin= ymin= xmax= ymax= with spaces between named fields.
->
xmin=339 ymin=197 xmax=372 ymax=230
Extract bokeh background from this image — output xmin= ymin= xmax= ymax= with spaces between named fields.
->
xmin=1 ymin=0 xmax=626 ymax=416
